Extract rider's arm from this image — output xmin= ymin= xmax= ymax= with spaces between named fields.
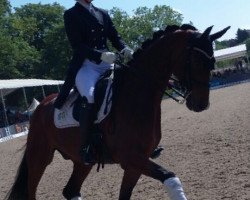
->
xmin=105 ymin=12 xmax=126 ymax=52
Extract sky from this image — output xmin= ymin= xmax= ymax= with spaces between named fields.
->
xmin=10 ymin=0 xmax=250 ymax=41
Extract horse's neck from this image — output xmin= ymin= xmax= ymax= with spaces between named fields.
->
xmin=132 ymin=39 xmax=173 ymax=96
xmin=116 ymin=42 xmax=169 ymax=116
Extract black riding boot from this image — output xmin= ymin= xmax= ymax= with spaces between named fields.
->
xmin=79 ymin=99 xmax=96 ymax=165
xmin=54 ymin=66 xmax=78 ymax=109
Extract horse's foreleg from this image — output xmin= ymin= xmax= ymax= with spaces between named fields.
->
xmin=121 ymin=154 xmax=187 ymax=200
xmin=118 ymin=169 xmax=141 ymax=200
xmin=63 ymin=163 xmax=92 ymax=200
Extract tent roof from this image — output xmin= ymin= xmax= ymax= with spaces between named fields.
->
xmin=0 ymin=79 xmax=64 ymax=90
xmin=27 ymin=98 xmax=40 ymax=112
xmin=214 ymin=44 xmax=247 ymax=62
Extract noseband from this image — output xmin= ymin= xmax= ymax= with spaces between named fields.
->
xmin=165 ymin=44 xmax=215 ymax=104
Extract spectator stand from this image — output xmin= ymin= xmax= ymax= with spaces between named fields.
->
xmin=211 ymin=44 xmax=250 ymax=87
xmin=214 ymin=44 xmax=249 ymax=69
xmin=0 ymin=79 xmax=63 ymax=143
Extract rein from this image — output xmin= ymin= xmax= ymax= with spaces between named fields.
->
xmin=165 ymin=45 xmax=214 ymax=104
xmin=193 ymin=47 xmax=214 ymax=60
xmin=115 ymin=36 xmax=215 ymax=105
xmin=165 ymin=75 xmax=191 ymax=104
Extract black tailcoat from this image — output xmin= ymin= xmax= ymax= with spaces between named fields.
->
xmin=54 ymin=3 xmax=126 ymax=108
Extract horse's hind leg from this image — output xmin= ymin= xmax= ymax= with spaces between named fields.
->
xmin=121 ymin=155 xmax=187 ymax=200
xmin=26 ymin=130 xmax=54 ymax=199
xmin=118 ymin=169 xmax=141 ymax=200
xmin=63 ymin=163 xmax=92 ymax=200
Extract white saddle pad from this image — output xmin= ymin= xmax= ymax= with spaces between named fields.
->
xmin=54 ymin=79 xmax=113 ymax=129
xmin=54 ymin=91 xmax=79 ymax=128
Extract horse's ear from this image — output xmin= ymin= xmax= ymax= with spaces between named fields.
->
xmin=201 ymin=26 xmax=214 ymax=39
xmin=210 ymin=26 xmax=231 ymax=41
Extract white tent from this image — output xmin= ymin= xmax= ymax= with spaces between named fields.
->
xmin=0 ymin=79 xmax=64 ymax=90
xmin=0 ymin=79 xmax=63 ymax=126
xmin=214 ymin=44 xmax=248 ymax=62
xmin=0 ymin=79 xmax=64 ymax=97
xmin=27 ymin=98 xmax=40 ymax=112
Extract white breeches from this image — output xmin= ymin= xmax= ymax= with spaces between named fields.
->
xmin=75 ymin=59 xmax=112 ymax=103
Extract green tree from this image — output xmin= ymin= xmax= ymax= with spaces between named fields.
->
xmin=0 ymin=32 xmax=40 ymax=79
xmin=245 ymin=38 xmax=250 ymax=55
xmin=0 ymin=0 xmax=10 ymax=17
xmin=236 ymin=28 xmax=249 ymax=44
xmin=110 ymin=5 xmax=183 ymax=49
xmin=0 ymin=2 xmax=64 ymax=79
xmin=0 ymin=0 xmax=11 ymax=33
xmin=5 ymin=3 xmax=67 ymax=79
xmin=246 ymin=38 xmax=250 ymax=49
xmin=13 ymin=3 xmax=65 ymax=50
xmin=0 ymin=33 xmax=20 ymax=78
xmin=1 ymin=3 xmax=184 ymax=80
xmin=41 ymin=22 xmax=71 ymax=79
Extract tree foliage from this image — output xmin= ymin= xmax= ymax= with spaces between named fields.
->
xmin=1 ymin=1 xmax=250 ymax=81
xmin=0 ymin=2 xmax=185 ymax=80
xmin=13 ymin=3 xmax=65 ymax=50
xmin=236 ymin=28 xmax=249 ymax=44
xmin=110 ymin=5 xmax=183 ymax=49
xmin=0 ymin=0 xmax=10 ymax=17
xmin=41 ymin=22 xmax=71 ymax=79
xmin=0 ymin=2 xmax=66 ymax=79
xmin=0 ymin=33 xmax=40 ymax=79
xmin=245 ymin=38 xmax=250 ymax=54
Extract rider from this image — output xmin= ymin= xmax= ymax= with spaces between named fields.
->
xmin=54 ymin=0 xmax=133 ymax=164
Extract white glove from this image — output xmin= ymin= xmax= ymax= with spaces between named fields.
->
xmin=101 ymin=52 xmax=116 ymax=64
xmin=121 ymin=47 xmax=134 ymax=60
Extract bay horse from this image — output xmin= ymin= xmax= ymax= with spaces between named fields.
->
xmin=5 ymin=25 xmax=229 ymax=200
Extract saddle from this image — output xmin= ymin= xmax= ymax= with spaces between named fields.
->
xmin=54 ymin=65 xmax=128 ymax=129
xmin=54 ymin=64 xmax=128 ymax=169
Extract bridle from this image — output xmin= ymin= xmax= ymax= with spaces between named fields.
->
xmin=115 ymin=35 xmax=215 ymax=105
xmin=165 ymin=43 xmax=215 ymax=104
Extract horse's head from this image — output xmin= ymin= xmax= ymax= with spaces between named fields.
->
xmin=170 ymin=25 xmax=230 ymax=112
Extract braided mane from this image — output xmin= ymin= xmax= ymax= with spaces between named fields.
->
xmin=128 ymin=24 xmax=197 ymax=65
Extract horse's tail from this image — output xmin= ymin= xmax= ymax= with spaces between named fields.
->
xmin=4 ymin=148 xmax=28 ymax=200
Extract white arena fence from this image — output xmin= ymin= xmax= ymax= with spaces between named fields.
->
xmin=0 ymin=121 xmax=29 ymax=143
xmin=211 ymin=78 xmax=250 ymax=90
xmin=0 ymin=130 xmax=28 ymax=143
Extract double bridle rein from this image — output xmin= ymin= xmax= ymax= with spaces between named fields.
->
xmin=165 ymin=44 xmax=215 ymax=104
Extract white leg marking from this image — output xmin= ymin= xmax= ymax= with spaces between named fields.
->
xmin=164 ymin=177 xmax=187 ymax=200
xmin=71 ymin=197 xmax=82 ymax=200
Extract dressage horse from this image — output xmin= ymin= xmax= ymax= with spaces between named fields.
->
xmin=5 ymin=25 xmax=229 ymax=200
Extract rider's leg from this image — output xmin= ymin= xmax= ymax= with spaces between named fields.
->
xmin=78 ymin=97 xmax=96 ymax=164
xmin=76 ymin=60 xmax=112 ymax=164
xmin=75 ymin=63 xmax=99 ymax=165
xmin=54 ymin=65 xmax=79 ymax=109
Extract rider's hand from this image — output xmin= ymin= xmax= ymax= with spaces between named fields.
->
xmin=121 ymin=47 xmax=134 ymax=60
xmin=101 ymin=52 xmax=116 ymax=64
